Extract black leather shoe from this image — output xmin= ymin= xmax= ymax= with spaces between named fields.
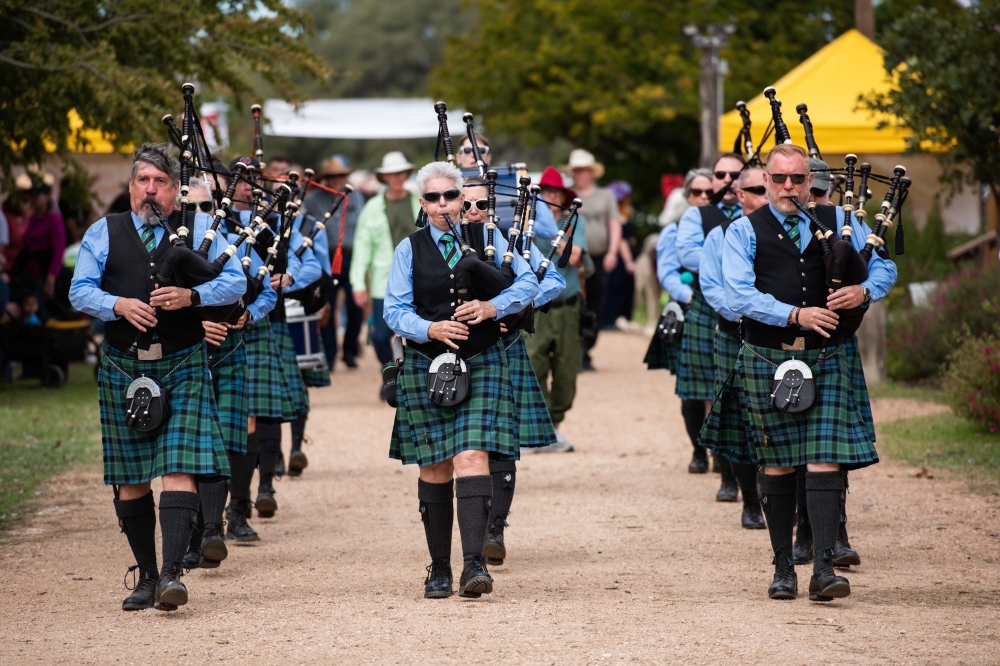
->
xmin=288 ymin=450 xmax=308 ymax=477
xmin=716 ymin=480 xmax=738 ymax=502
xmin=424 ymin=560 xmax=453 ymax=599
xmin=458 ymin=556 xmax=494 ymax=598
xmin=484 ymin=521 xmax=507 ymax=566
xmin=768 ymin=553 xmax=798 ymax=600
xmin=226 ymin=503 xmax=260 ymax=542
xmin=181 ymin=548 xmax=204 ymax=570
xmin=792 ymin=535 xmax=814 ymax=565
xmin=832 ymin=540 xmax=861 ymax=567
xmin=688 ymin=455 xmax=709 ymax=474
xmin=809 ymin=550 xmax=851 ymax=601
xmin=122 ymin=570 xmax=157 ymax=611
xmin=741 ymin=504 xmax=766 ymax=529
xmin=256 ymin=486 xmax=277 ymax=518
xmin=344 ymin=356 xmax=358 ymax=369
xmin=154 ymin=565 xmax=188 ymax=611
xmin=200 ymin=523 xmax=228 ymax=567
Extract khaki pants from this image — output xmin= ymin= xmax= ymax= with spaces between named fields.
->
xmin=524 ymin=301 xmax=582 ymax=426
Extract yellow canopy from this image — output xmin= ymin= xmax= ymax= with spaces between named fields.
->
xmin=44 ymin=109 xmax=130 ymax=154
xmin=720 ymin=29 xmax=909 ymax=155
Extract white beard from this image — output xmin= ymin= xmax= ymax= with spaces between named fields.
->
xmin=770 ymin=196 xmax=799 ymax=216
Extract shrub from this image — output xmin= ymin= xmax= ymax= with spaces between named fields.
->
xmin=943 ymin=320 xmax=1000 ymax=433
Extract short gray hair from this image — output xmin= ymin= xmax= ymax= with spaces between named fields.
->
xmin=738 ymin=167 xmax=764 ymax=188
xmin=131 ymin=142 xmax=180 ymax=185
xmin=682 ymin=168 xmax=713 ymax=199
xmin=187 ymin=176 xmax=208 ymax=192
xmin=415 ymin=161 xmax=463 ymax=195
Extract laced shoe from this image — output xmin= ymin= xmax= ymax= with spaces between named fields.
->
xmin=792 ymin=528 xmax=814 ymax=565
xmin=256 ymin=486 xmax=277 ymax=518
xmin=832 ymin=540 xmax=861 ymax=567
xmin=768 ymin=552 xmax=798 ymax=600
xmin=809 ymin=548 xmax=851 ymax=601
xmin=200 ymin=522 xmax=228 ymax=567
xmin=716 ymin=480 xmax=739 ymax=502
xmin=121 ymin=567 xmax=157 ymax=611
xmin=458 ymin=556 xmax=494 ymax=598
xmin=154 ymin=564 xmax=188 ymax=611
xmin=423 ymin=560 xmax=453 ymax=599
xmin=688 ymin=454 xmax=709 ymax=474
xmin=288 ymin=450 xmax=308 ymax=477
xmin=226 ymin=502 xmax=260 ymax=543
xmin=484 ymin=516 xmax=508 ymax=566
xmin=741 ymin=504 xmax=766 ymax=529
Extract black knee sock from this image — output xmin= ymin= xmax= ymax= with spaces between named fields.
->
xmin=198 ymin=480 xmax=228 ymax=532
xmin=257 ymin=422 xmax=282 ymax=489
xmin=456 ymin=475 xmax=493 ymax=566
xmin=113 ymin=491 xmax=158 ymax=580
xmin=190 ymin=506 xmax=204 ymax=550
xmin=681 ymin=400 xmax=707 ymax=456
xmin=291 ymin=413 xmax=306 ymax=452
xmin=758 ymin=472 xmax=797 ymax=560
xmin=718 ymin=456 xmax=735 ymax=485
xmin=488 ymin=460 xmax=516 ymax=531
xmin=158 ymin=491 xmax=200 ymax=575
xmin=795 ymin=466 xmax=810 ymax=541
xmin=418 ymin=479 xmax=454 ymax=564
xmin=228 ymin=431 xmax=258 ymax=504
xmin=733 ymin=463 xmax=759 ymax=508
xmin=805 ymin=471 xmax=845 ymax=558
xmin=838 ymin=471 xmax=850 ymax=544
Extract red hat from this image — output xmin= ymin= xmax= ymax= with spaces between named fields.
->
xmin=538 ymin=166 xmax=577 ymax=204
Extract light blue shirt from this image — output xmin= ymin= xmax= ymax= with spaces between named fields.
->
xmin=676 ymin=202 xmax=742 ymax=273
xmin=722 ymin=203 xmax=898 ymax=327
xmin=699 ymin=224 xmax=740 ymax=322
xmin=656 ymin=224 xmax=693 ymax=304
xmin=295 ymin=212 xmax=331 ymax=277
xmin=384 ymin=224 xmax=540 ymax=343
xmin=223 ymin=220 xmax=276 ymax=324
xmin=520 ymin=236 xmax=566 ymax=308
xmin=70 ymin=211 xmax=245 ymax=322
xmin=236 ymin=209 xmax=321 ymax=290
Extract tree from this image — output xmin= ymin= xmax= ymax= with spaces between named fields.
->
xmin=0 ymin=0 xmax=329 ymax=177
xmin=863 ymin=3 xmax=1000 ymax=202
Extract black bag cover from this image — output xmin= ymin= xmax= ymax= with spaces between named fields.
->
xmin=427 ymin=352 xmax=471 ymax=407
xmin=769 ymin=360 xmax=815 ymax=413
xmin=656 ymin=301 xmax=686 ymax=345
xmin=125 ymin=375 xmax=170 ymax=432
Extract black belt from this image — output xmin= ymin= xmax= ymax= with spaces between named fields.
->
xmin=744 ymin=327 xmax=843 ymax=351
xmin=105 ymin=337 xmax=202 ymax=358
xmin=718 ymin=316 xmax=740 ymax=338
xmin=548 ymin=294 xmax=579 ymax=309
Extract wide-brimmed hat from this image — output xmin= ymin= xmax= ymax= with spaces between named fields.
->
xmin=375 ymin=151 xmax=414 ymax=182
xmin=562 ymin=149 xmax=605 ymax=180
xmin=320 ymin=154 xmax=352 ymax=177
xmin=538 ymin=166 xmax=578 ymax=204
xmin=810 ymin=157 xmax=831 ymax=191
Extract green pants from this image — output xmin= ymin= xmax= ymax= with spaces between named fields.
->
xmin=524 ymin=301 xmax=582 ymax=426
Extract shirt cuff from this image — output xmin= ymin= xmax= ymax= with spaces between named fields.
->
xmin=491 ymin=297 xmax=520 ymax=319
xmin=102 ymin=295 xmax=121 ymax=321
xmin=779 ymin=303 xmax=796 ymax=327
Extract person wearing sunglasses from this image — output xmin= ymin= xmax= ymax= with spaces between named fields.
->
xmin=714 ymin=143 xmax=896 ymax=603
xmin=383 ymin=161 xmax=539 ymax=600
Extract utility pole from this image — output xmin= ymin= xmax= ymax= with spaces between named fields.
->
xmin=855 ymin=0 xmax=875 ymax=40
xmin=685 ymin=23 xmax=735 ymax=168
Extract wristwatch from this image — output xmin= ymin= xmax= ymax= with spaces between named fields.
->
xmin=861 ymin=286 xmax=871 ymax=305
xmin=190 ymin=289 xmax=201 ymax=307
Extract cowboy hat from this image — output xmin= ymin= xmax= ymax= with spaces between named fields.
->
xmin=375 ymin=151 xmax=414 ymax=183
xmin=562 ymin=148 xmax=605 ymax=180
xmin=320 ymin=154 xmax=353 ymax=178
xmin=538 ymin=166 xmax=578 ymax=205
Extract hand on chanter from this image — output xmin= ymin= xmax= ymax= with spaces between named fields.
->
xmin=455 ymin=299 xmax=497 ymax=325
xmin=428 ymin=321 xmax=469 ymax=350
xmin=797 ymin=307 xmax=839 ymax=339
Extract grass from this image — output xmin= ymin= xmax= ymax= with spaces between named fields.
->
xmin=0 ymin=362 xmax=101 ymax=533
xmin=868 ymin=379 xmax=948 ymax=404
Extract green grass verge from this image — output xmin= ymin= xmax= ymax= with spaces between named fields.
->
xmin=868 ymin=380 xmax=947 ymax=404
xmin=0 ymin=362 xmax=101 ymax=532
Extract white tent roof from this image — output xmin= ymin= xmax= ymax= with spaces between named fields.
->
xmin=262 ymin=98 xmax=467 ymax=140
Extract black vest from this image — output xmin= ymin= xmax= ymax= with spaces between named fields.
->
xmin=689 ymin=205 xmax=731 ymax=291
xmin=407 ymin=224 xmax=500 ymax=358
xmin=102 ymin=212 xmax=204 ymax=354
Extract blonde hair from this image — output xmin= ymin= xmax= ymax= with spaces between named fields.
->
xmin=764 ymin=143 xmax=808 ymax=169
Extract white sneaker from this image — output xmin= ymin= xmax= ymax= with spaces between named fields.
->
xmin=532 ymin=429 xmax=574 ymax=453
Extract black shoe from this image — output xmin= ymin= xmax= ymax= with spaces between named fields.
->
xmin=458 ymin=556 xmax=494 ymax=598
xmin=484 ymin=518 xmax=507 ymax=566
xmin=181 ymin=547 xmax=204 ymax=570
xmin=741 ymin=504 xmax=766 ymax=529
xmin=809 ymin=549 xmax=851 ymax=601
xmin=274 ymin=456 xmax=286 ymax=478
xmin=716 ymin=480 xmax=738 ymax=502
xmin=343 ymin=356 xmax=358 ymax=369
xmin=288 ymin=450 xmax=308 ymax=477
xmin=256 ymin=486 xmax=277 ymax=518
xmin=226 ymin=503 xmax=260 ymax=542
xmin=154 ymin=565 xmax=188 ymax=611
xmin=122 ymin=569 xmax=157 ymax=611
xmin=200 ymin=523 xmax=228 ymax=567
xmin=423 ymin=560 xmax=453 ymax=599
xmin=832 ymin=540 xmax=861 ymax=567
xmin=792 ymin=535 xmax=814 ymax=565
xmin=768 ymin=553 xmax=798 ymax=600
xmin=688 ymin=455 xmax=709 ymax=474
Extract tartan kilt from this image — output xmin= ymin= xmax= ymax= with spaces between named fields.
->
xmin=97 ymin=342 xmax=230 ymax=486
xmin=271 ymin=320 xmax=310 ymax=416
xmin=504 ymin=332 xmax=556 ymax=448
xmin=844 ymin=335 xmax=875 ymax=442
xmin=739 ymin=341 xmax=879 ymax=470
xmin=390 ymin=341 xmax=519 ymax=467
xmin=675 ymin=291 xmax=717 ymax=400
xmin=208 ymin=333 xmax=249 ymax=455
xmin=300 ymin=333 xmax=332 ymax=388
xmin=243 ymin=322 xmax=289 ymax=420
xmin=699 ymin=330 xmax=756 ymax=465
xmin=643 ymin=331 xmax=679 ymax=373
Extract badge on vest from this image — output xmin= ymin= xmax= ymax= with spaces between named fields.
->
xmin=125 ymin=375 xmax=170 ymax=432
xmin=427 ymin=352 xmax=471 ymax=407
xmin=656 ymin=301 xmax=685 ymax=345
xmin=769 ymin=360 xmax=815 ymax=413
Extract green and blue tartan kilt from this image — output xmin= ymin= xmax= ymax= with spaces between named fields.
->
xmin=390 ymin=341 xmax=519 ymax=467
xmin=271 ymin=320 xmax=310 ymax=417
xmin=675 ymin=291 xmax=717 ymax=400
xmin=700 ymin=330 xmax=756 ymax=465
xmin=208 ymin=333 xmax=249 ymax=455
xmin=504 ymin=332 xmax=557 ymax=448
xmin=243 ymin=322 xmax=289 ymax=420
xmin=738 ymin=341 xmax=879 ymax=470
xmin=299 ymin=332 xmax=332 ymax=388
xmin=97 ymin=342 xmax=230 ymax=486
xmin=844 ymin=335 xmax=875 ymax=442
xmin=643 ymin=331 xmax=679 ymax=373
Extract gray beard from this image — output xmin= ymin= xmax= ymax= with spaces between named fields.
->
xmin=770 ymin=196 xmax=799 ymax=216
xmin=137 ymin=202 xmax=160 ymax=226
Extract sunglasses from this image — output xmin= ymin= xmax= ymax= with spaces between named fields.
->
xmin=740 ymin=185 xmax=766 ymax=196
xmin=459 ymin=146 xmax=490 ymax=156
xmin=184 ymin=200 xmax=215 ymax=213
xmin=714 ymin=170 xmax=741 ymax=180
xmin=463 ymin=198 xmax=489 ymax=212
xmin=689 ymin=188 xmax=713 ymax=198
xmin=769 ymin=173 xmax=808 ymax=185
xmin=810 ymin=187 xmax=830 ymax=198
xmin=422 ymin=189 xmax=461 ymax=203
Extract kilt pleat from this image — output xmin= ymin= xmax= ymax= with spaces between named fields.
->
xmin=675 ymin=291 xmax=717 ymax=400
xmin=208 ymin=333 xmax=249 ymax=454
xmin=844 ymin=335 xmax=875 ymax=442
xmin=97 ymin=342 xmax=230 ymax=485
xmin=390 ymin=341 xmax=519 ymax=467
xmin=643 ymin=331 xmax=679 ymax=373
xmin=243 ymin=322 xmax=288 ymax=420
xmin=699 ymin=330 xmax=756 ymax=465
xmin=300 ymin=332 xmax=332 ymax=388
xmin=271 ymin=320 xmax=310 ymax=417
xmin=504 ymin=333 xmax=556 ymax=448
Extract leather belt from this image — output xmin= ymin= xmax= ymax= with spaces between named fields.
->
xmin=548 ymin=294 xmax=579 ymax=309
xmin=744 ymin=328 xmax=843 ymax=351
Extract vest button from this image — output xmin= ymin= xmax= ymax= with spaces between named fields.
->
xmin=800 ymin=258 xmax=804 ymax=263
xmin=450 ymin=288 xmax=454 ymax=293
xmin=450 ymin=316 xmax=456 ymax=320
xmin=802 ymin=287 xmax=806 ymax=291
xmin=801 ymin=272 xmax=806 ymax=277
xmin=802 ymin=301 xmax=807 ymax=306
xmin=450 ymin=274 xmax=455 ymax=279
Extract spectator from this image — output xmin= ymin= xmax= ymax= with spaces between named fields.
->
xmin=0 ymin=203 xmax=8 ymax=320
xmin=267 ymin=155 xmax=293 ymax=177
xmin=14 ymin=174 xmax=66 ymax=300
xmin=16 ymin=293 xmax=43 ymax=326
xmin=2 ymin=179 xmax=31 ymax=270
xmin=603 ymin=181 xmax=636 ymax=328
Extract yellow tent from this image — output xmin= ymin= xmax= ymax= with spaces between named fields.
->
xmin=43 ymin=109 xmax=129 ymax=154
xmin=719 ymin=29 xmax=909 ymax=155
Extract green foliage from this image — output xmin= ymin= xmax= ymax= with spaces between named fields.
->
xmin=0 ymin=0 xmax=329 ymax=178
xmin=57 ymin=161 xmax=98 ymax=214
xmin=943 ymin=317 xmax=1000 ymax=433
xmin=892 ymin=197 xmax=952 ymax=288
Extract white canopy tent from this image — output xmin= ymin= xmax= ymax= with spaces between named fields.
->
xmin=262 ymin=98 xmax=467 ymax=140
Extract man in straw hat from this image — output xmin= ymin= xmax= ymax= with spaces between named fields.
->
xmin=350 ymin=151 xmax=421 ymax=370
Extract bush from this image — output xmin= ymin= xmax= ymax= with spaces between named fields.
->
xmin=943 ymin=320 xmax=1000 ymax=433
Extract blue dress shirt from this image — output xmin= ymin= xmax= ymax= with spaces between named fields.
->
xmin=236 ymin=209 xmax=321 ymax=289
xmin=656 ymin=224 xmax=693 ymax=304
xmin=521 ymin=237 xmax=566 ymax=308
xmin=294 ymin=212 xmax=332 ymax=277
xmin=722 ymin=203 xmax=898 ymax=327
xmin=223 ymin=221 xmax=276 ymax=324
xmin=676 ymin=202 xmax=743 ymax=273
xmin=70 ymin=210 xmax=245 ymax=321
xmin=384 ymin=224 xmax=540 ymax=343
xmin=699 ymin=224 xmax=740 ymax=322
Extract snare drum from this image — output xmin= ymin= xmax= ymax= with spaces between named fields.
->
xmin=284 ymin=299 xmax=326 ymax=370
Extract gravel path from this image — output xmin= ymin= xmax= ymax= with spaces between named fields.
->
xmin=1 ymin=331 xmax=998 ymax=664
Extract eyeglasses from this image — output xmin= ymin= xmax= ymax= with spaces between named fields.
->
xmin=185 ymin=201 xmax=215 ymax=213
xmin=740 ymin=185 xmax=766 ymax=196
xmin=810 ymin=187 xmax=830 ymax=198
xmin=463 ymin=198 xmax=489 ymax=212
xmin=714 ymin=170 xmax=741 ymax=180
xmin=459 ymin=146 xmax=490 ymax=156
xmin=422 ymin=189 xmax=461 ymax=203
xmin=769 ymin=173 xmax=808 ymax=185
xmin=689 ymin=188 xmax=713 ymax=198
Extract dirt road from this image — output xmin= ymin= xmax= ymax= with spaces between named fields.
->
xmin=2 ymin=332 xmax=998 ymax=664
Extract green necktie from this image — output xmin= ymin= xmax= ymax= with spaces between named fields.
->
xmin=140 ymin=226 xmax=157 ymax=253
xmin=440 ymin=233 xmax=460 ymax=269
xmin=723 ymin=204 xmax=740 ymax=220
xmin=783 ymin=215 xmax=801 ymax=250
